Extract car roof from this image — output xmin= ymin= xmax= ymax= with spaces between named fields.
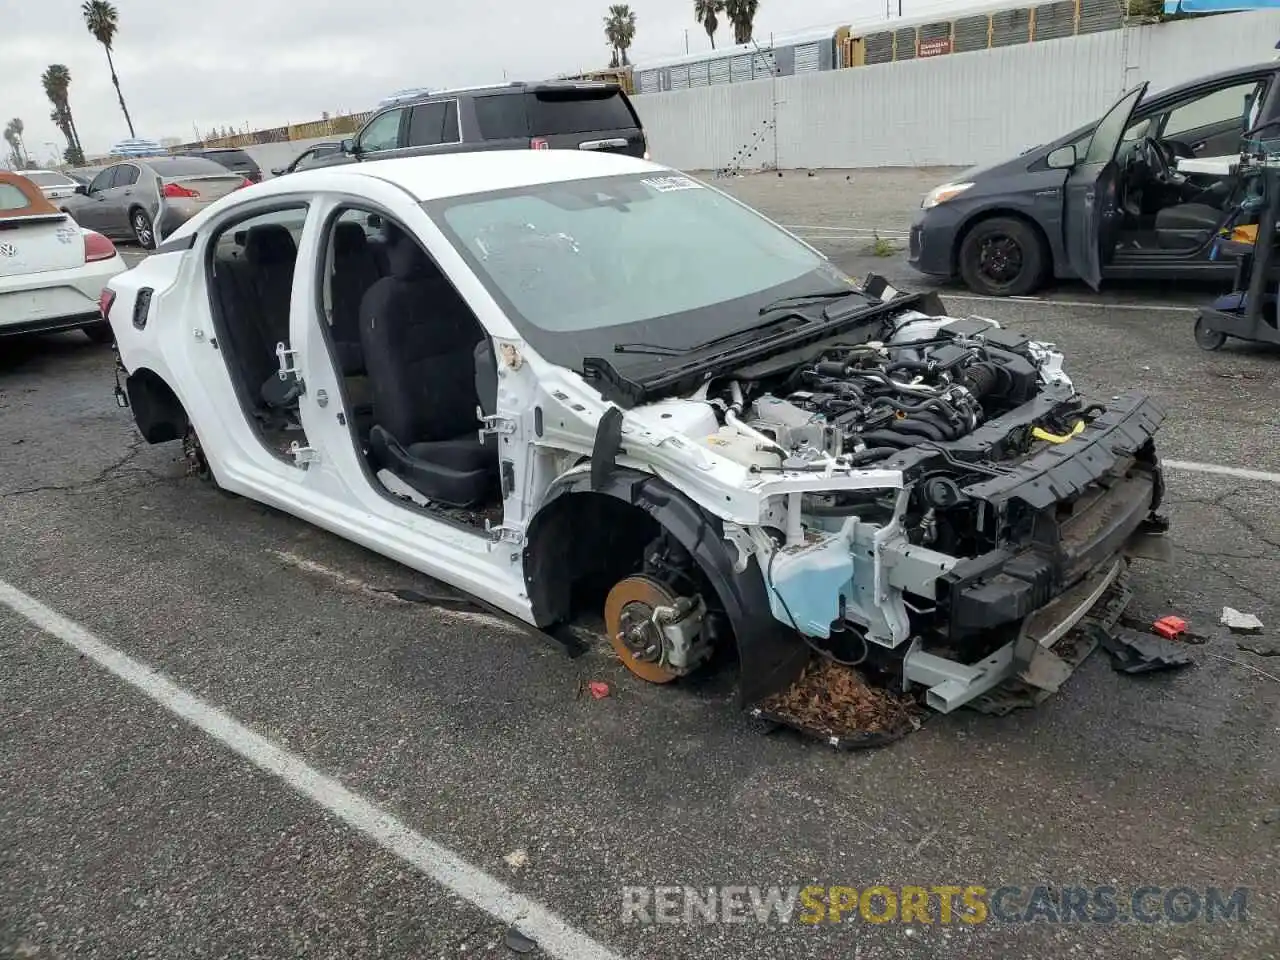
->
xmin=1145 ymin=61 xmax=1276 ymax=102
xmin=256 ymin=150 xmax=664 ymax=201
xmin=390 ymin=79 xmax=622 ymax=108
xmin=0 ymin=172 xmax=60 ymax=219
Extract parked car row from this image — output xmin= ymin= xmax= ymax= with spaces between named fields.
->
xmin=57 ymin=156 xmax=253 ymax=250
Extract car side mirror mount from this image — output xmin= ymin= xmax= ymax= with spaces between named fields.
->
xmin=341 ymin=137 xmax=357 ymax=155
xmin=74 ymin=184 xmax=87 ymax=195
xmin=271 ymin=167 xmax=284 ymax=177
xmin=1047 ymin=145 xmax=1077 ymax=170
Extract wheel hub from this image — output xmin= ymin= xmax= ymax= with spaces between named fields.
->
xmin=604 ymin=575 xmax=684 ymax=684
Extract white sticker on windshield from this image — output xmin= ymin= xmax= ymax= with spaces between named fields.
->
xmin=641 ymin=176 xmax=702 ymax=193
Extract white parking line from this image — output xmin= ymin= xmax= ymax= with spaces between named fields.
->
xmin=1165 ymin=460 xmax=1280 ymax=485
xmin=939 ymin=293 xmax=1198 ymax=313
xmin=784 ymin=224 xmax=909 ymax=236
xmin=0 ymin=579 xmax=624 ymax=960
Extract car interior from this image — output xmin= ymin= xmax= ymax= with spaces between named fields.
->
xmin=1112 ymin=79 xmax=1266 ymax=253
xmin=207 ymin=208 xmax=312 ymax=459
xmin=207 ymin=205 xmax=502 ymax=528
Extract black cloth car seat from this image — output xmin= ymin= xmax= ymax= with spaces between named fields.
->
xmin=1154 ymin=202 xmax=1223 ymax=250
xmin=241 ymin=224 xmax=297 ymax=347
xmin=359 ymin=229 xmax=496 ymax=507
xmin=330 ymin=221 xmax=382 ymax=374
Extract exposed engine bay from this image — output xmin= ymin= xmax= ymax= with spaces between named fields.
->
xmin=593 ymin=305 xmax=1168 ymax=718
xmin=717 ymin=313 xmax=1066 ymax=470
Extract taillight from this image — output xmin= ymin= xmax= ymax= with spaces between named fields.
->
xmin=163 ymin=182 xmax=200 ymax=198
xmin=99 ymin=287 xmax=116 ymax=320
xmin=237 ymin=178 xmax=253 ymax=190
xmin=530 ymin=138 xmax=549 ymax=150
xmin=84 ymin=230 xmax=117 ymax=263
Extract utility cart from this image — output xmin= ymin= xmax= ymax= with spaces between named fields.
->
xmin=1192 ymin=134 xmax=1280 ymax=351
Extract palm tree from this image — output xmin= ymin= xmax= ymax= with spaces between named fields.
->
xmin=42 ymin=64 xmax=85 ymax=165
xmin=82 ymin=0 xmax=135 ymax=137
xmin=603 ymin=4 xmax=637 ymax=68
xmin=693 ymin=0 xmax=725 ymax=49
xmin=4 ymin=118 xmax=30 ymax=168
xmin=724 ymin=0 xmax=759 ymax=45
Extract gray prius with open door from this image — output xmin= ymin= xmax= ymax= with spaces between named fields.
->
xmin=1061 ymin=82 xmax=1149 ymax=290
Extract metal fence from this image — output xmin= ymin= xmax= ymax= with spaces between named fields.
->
xmin=172 ymin=112 xmax=373 ymax=152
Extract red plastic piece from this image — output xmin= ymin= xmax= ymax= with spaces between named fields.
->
xmin=1153 ymin=616 xmax=1187 ymax=640
xmin=588 ymin=681 xmax=610 ymax=700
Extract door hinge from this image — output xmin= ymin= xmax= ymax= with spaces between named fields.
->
xmin=289 ymin=441 xmax=319 ymax=468
xmin=276 ymin=342 xmax=303 ymax=380
xmin=479 ymin=410 xmax=516 ymax=437
xmin=484 ymin=520 xmax=523 ymax=545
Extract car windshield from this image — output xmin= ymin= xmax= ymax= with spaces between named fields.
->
xmin=24 ymin=172 xmax=76 ymax=187
xmin=425 ymin=173 xmax=852 ymax=371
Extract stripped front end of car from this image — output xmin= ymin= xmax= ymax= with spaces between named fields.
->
xmin=577 ymin=284 xmax=1168 ymax=723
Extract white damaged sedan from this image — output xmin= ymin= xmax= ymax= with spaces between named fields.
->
xmin=103 ymin=151 xmax=1169 ymax=722
xmin=1 ymin=171 xmax=126 ymax=342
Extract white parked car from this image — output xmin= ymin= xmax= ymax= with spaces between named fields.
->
xmin=103 ymin=152 xmax=1169 ymax=717
xmin=19 ymin=168 xmax=83 ymax=202
xmin=1 ymin=172 xmax=126 ymax=342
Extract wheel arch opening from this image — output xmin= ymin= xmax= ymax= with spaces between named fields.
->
xmin=125 ymin=367 xmax=189 ymax=444
xmin=523 ymin=471 xmax=807 ymax=704
xmin=952 ymin=208 xmax=1053 ymax=277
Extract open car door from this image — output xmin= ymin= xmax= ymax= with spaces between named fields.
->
xmin=1064 ymin=82 xmax=1147 ymax=290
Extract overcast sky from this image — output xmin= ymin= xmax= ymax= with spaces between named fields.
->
xmin=2 ymin=0 xmax=960 ymax=161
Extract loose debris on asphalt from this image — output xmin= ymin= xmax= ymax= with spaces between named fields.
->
xmin=1221 ymin=606 xmax=1265 ymax=635
xmin=753 ymin=659 xmax=922 ymax=748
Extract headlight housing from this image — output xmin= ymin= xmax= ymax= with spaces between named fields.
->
xmin=921 ymin=182 xmax=975 ymax=210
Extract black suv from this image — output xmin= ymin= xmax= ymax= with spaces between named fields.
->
xmin=174 ymin=147 xmax=264 ymax=183
xmin=312 ymin=81 xmax=648 ymax=169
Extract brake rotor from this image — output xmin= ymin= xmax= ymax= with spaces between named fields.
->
xmin=604 ymin=575 xmax=682 ymax=684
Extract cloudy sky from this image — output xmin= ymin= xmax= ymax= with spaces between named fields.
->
xmin=3 ymin=0 xmax=959 ymax=161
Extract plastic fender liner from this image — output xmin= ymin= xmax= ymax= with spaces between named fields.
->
xmin=124 ymin=369 xmax=189 ymax=444
xmin=525 ymin=467 xmax=808 ymax=705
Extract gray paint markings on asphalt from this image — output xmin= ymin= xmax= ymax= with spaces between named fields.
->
xmin=269 ymin=548 xmax=524 ymax=632
xmin=0 ymin=577 xmax=626 ymax=960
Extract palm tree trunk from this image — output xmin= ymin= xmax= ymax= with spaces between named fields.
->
xmin=68 ymin=112 xmax=83 ymax=155
xmin=103 ymin=45 xmax=135 ymax=138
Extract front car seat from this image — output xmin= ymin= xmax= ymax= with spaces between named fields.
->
xmin=358 ymin=229 xmax=495 ymax=507
xmin=330 ymin=221 xmax=382 ymax=374
xmin=1155 ymin=202 xmax=1224 ymax=250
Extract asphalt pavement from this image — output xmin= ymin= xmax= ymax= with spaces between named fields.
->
xmin=2 ymin=180 xmax=1279 ymax=959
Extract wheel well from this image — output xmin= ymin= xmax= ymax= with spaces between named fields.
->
xmin=524 ymin=492 xmax=660 ymax=628
xmin=125 ymin=367 xmax=188 ymax=443
xmin=952 ymin=209 xmax=1052 ymax=276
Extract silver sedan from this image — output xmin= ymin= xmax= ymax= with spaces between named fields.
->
xmin=59 ymin=156 xmax=250 ymax=249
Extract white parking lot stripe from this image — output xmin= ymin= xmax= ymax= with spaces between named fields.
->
xmin=1165 ymin=460 xmax=1280 ymax=485
xmin=939 ymin=293 xmax=1198 ymax=313
xmin=0 ymin=579 xmax=626 ymax=960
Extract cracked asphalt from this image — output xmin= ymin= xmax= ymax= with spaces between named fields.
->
xmin=2 ymin=178 xmax=1279 ymax=960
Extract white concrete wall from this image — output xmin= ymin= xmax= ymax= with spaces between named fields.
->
xmin=631 ymin=10 xmax=1280 ymax=171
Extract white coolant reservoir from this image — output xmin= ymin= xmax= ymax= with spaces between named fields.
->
xmin=701 ymin=426 xmax=783 ymax=469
